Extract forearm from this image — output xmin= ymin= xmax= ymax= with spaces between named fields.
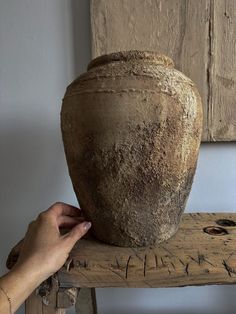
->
xmin=0 ymin=202 xmax=90 ymax=313
xmin=0 ymin=263 xmax=45 ymax=313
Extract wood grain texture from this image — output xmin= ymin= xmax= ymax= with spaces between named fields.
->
xmin=57 ymin=287 xmax=78 ymax=309
xmin=25 ymin=293 xmax=65 ymax=314
xmin=76 ymin=288 xmax=97 ymax=314
xmin=90 ymin=0 xmax=236 ymax=142
xmin=25 ymin=277 xmax=65 ymax=314
xmin=8 ymin=214 xmax=236 ymax=289
xmin=58 ymin=213 xmax=236 ymax=288
xmin=210 ymin=0 xmax=236 ymax=141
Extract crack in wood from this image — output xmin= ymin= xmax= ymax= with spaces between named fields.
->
xmin=171 ymin=262 xmax=176 ymax=270
xmin=226 ymin=251 xmax=236 ymax=261
xmin=161 ymin=246 xmax=174 ymax=256
xmin=143 ymin=280 xmax=152 ymax=288
xmin=222 ymin=260 xmax=236 ymax=277
xmin=198 ymin=253 xmax=205 ymax=265
xmin=185 ymin=263 xmax=189 ymax=276
xmin=202 ymin=257 xmax=215 ymax=267
xmin=125 ymin=256 xmax=131 ymax=279
xmin=115 ymin=257 xmax=120 ymax=269
xmin=199 ymin=253 xmax=215 ymax=267
xmin=188 ymin=253 xmax=215 ymax=268
xmin=143 ymin=254 xmax=147 ymax=277
xmin=179 ymin=258 xmax=185 ymax=266
xmin=160 ymin=256 xmax=172 ymax=275
xmin=207 ymin=0 xmax=213 ymax=140
xmin=223 ymin=260 xmax=232 ymax=277
xmin=109 ymin=269 xmax=127 ymax=283
xmin=11 ymin=213 xmax=236 ymax=288
xmin=189 ymin=256 xmax=199 ymax=264
xmin=161 ymin=257 xmax=165 ymax=267
xmin=131 ymin=248 xmax=143 ymax=261
xmin=154 ymin=254 xmax=158 ymax=269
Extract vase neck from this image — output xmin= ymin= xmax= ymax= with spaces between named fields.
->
xmin=87 ymin=50 xmax=174 ymax=70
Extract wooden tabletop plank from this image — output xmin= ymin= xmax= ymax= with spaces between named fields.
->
xmin=7 ymin=213 xmax=236 ymax=288
xmin=58 ymin=213 xmax=236 ymax=288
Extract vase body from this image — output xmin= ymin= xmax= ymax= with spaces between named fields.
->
xmin=61 ymin=50 xmax=203 ymax=247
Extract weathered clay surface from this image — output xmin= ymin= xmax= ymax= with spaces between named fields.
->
xmin=61 ymin=50 xmax=203 ymax=247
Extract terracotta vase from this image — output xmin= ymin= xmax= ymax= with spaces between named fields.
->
xmin=61 ymin=50 xmax=203 ymax=247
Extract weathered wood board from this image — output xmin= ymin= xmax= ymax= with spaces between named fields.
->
xmin=90 ymin=0 xmax=236 ymax=142
xmin=25 ymin=277 xmax=66 ymax=314
xmin=59 ymin=213 xmax=236 ymax=288
xmin=210 ymin=0 xmax=236 ymax=141
xmin=76 ymin=288 xmax=97 ymax=314
xmin=7 ymin=213 xmax=236 ymax=289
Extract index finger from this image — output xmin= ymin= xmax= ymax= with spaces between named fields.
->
xmin=48 ymin=202 xmax=81 ymax=217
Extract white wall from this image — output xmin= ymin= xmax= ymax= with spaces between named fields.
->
xmin=0 ymin=1 xmax=236 ymax=313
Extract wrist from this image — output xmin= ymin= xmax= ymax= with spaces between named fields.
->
xmin=0 ymin=263 xmax=47 ymax=313
xmin=12 ymin=259 xmax=49 ymax=290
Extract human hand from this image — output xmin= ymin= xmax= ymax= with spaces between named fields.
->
xmin=14 ymin=202 xmax=91 ymax=283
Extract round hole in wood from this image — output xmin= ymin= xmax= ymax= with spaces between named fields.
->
xmin=216 ymin=219 xmax=236 ymax=227
xmin=203 ymin=226 xmax=228 ymax=236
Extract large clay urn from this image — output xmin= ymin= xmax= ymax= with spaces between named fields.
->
xmin=61 ymin=50 xmax=203 ymax=247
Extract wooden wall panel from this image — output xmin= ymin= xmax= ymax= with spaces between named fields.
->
xmin=90 ymin=0 xmax=236 ymax=142
xmin=210 ymin=0 xmax=236 ymax=141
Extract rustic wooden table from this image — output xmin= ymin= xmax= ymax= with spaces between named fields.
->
xmin=7 ymin=213 xmax=236 ymax=313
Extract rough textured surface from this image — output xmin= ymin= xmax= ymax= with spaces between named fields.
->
xmin=61 ymin=50 xmax=203 ymax=247
xmin=8 ymin=213 xmax=236 ymax=289
xmin=90 ymin=0 xmax=236 ymax=142
xmin=76 ymin=288 xmax=97 ymax=314
xmin=25 ymin=277 xmax=66 ymax=314
xmin=59 ymin=213 xmax=236 ymax=288
xmin=210 ymin=0 xmax=236 ymax=141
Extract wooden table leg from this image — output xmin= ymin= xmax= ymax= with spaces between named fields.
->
xmin=75 ymin=288 xmax=97 ymax=314
xmin=25 ymin=275 xmax=77 ymax=314
xmin=25 ymin=291 xmax=66 ymax=314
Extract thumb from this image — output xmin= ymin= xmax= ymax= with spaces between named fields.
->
xmin=63 ymin=221 xmax=91 ymax=249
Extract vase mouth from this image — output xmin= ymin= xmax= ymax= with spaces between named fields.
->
xmin=87 ymin=50 xmax=174 ymax=70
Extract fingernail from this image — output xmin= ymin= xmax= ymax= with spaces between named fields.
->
xmin=84 ymin=221 xmax=92 ymax=230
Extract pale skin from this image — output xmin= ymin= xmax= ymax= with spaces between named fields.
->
xmin=0 ymin=202 xmax=91 ymax=313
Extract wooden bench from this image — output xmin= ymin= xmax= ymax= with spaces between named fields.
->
xmin=7 ymin=213 xmax=236 ymax=313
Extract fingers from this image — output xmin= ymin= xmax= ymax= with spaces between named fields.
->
xmin=49 ymin=202 xmax=81 ymax=217
xmin=28 ymin=220 xmax=36 ymax=229
xmin=63 ymin=221 xmax=92 ymax=249
xmin=36 ymin=203 xmax=85 ymax=232
xmin=38 ymin=202 xmax=81 ymax=222
xmin=58 ymin=216 xmax=85 ymax=228
xmin=25 ymin=220 xmax=36 ymax=233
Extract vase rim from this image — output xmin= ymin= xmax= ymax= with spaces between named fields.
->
xmin=87 ymin=50 xmax=174 ymax=70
